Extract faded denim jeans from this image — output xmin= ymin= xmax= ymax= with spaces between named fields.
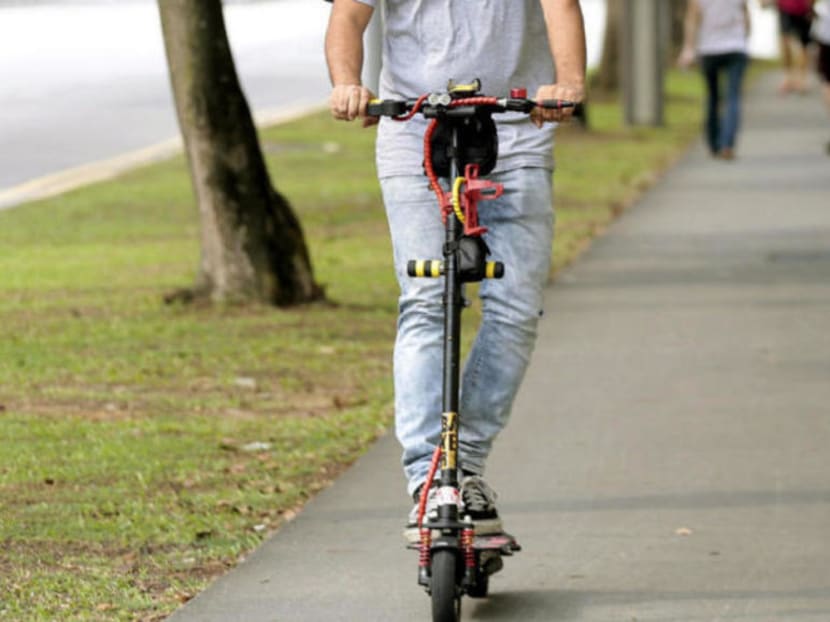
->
xmin=381 ymin=168 xmax=554 ymax=496
xmin=701 ymin=52 xmax=748 ymax=154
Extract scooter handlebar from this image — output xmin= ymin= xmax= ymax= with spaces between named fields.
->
xmin=366 ymin=96 xmax=581 ymax=119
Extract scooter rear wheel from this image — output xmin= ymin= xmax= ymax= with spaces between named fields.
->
xmin=430 ymin=549 xmax=461 ymax=622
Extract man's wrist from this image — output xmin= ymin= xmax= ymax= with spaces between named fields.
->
xmin=556 ymin=78 xmax=585 ymax=89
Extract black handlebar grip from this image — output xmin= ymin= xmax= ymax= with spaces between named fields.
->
xmin=485 ymin=262 xmax=504 ymax=279
xmin=367 ymin=99 xmax=408 ymax=117
xmin=540 ymin=99 xmax=575 ymax=109
xmin=539 ymin=100 xmax=584 ymax=117
xmin=407 ymin=260 xmax=444 ymax=278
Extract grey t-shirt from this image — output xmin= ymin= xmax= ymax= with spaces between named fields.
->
xmin=356 ymin=0 xmax=556 ymax=179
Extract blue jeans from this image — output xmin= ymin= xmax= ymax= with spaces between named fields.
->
xmin=381 ymin=168 xmax=554 ymax=496
xmin=701 ymin=52 xmax=748 ymax=154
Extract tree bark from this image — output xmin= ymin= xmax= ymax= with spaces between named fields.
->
xmin=668 ymin=0 xmax=687 ymax=60
xmin=593 ymin=0 xmax=623 ymax=92
xmin=158 ymin=0 xmax=323 ymax=306
xmin=593 ymin=0 xmax=686 ymax=93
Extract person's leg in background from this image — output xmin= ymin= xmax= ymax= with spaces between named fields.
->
xmin=792 ymin=14 xmax=814 ymax=93
xmin=779 ymin=11 xmax=813 ymax=93
xmin=719 ymin=52 xmax=749 ymax=159
xmin=818 ymin=42 xmax=830 ymax=153
xmin=700 ymin=54 xmax=722 ymax=156
xmin=778 ymin=9 xmax=797 ymax=93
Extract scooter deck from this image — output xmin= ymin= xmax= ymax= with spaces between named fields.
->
xmin=474 ymin=532 xmax=521 ymax=555
xmin=406 ymin=531 xmax=520 ymax=555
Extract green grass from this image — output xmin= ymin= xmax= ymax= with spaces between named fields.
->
xmin=0 ymin=70 xmax=705 ymax=621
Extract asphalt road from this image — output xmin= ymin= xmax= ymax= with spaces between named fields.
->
xmin=0 ymin=0 xmax=331 ymax=191
xmin=167 ymin=71 xmax=830 ymax=621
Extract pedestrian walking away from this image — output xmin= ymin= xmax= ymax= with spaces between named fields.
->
xmin=763 ymin=0 xmax=816 ymax=94
xmin=679 ymin=0 xmax=751 ymax=160
xmin=813 ymin=0 xmax=830 ymax=152
xmin=324 ymin=0 xmax=585 ymax=536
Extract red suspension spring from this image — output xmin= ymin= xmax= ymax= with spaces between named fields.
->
xmin=462 ymin=524 xmax=475 ymax=570
xmin=419 ymin=528 xmax=432 ymax=568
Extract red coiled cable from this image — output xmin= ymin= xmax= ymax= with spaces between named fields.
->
xmin=420 ymin=96 xmax=501 ymax=214
xmin=416 ymin=445 xmax=443 ymax=527
xmin=392 ymin=93 xmax=429 ymax=122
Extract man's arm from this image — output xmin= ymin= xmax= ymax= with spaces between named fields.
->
xmin=534 ymin=0 xmax=587 ymax=126
xmin=325 ymin=0 xmax=375 ymax=124
xmin=678 ymin=0 xmax=701 ymax=68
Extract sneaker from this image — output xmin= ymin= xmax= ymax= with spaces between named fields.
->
xmin=403 ymin=485 xmax=440 ymax=543
xmin=460 ymin=475 xmax=503 ymax=535
xmin=403 ymin=476 xmax=504 ymax=542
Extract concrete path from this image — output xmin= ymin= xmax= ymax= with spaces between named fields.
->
xmin=168 ymin=72 xmax=830 ymax=621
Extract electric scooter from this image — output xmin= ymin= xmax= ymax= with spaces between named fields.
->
xmin=368 ymin=80 xmax=575 ymax=622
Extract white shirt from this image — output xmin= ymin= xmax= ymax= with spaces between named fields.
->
xmin=356 ymin=0 xmax=556 ymax=178
xmin=696 ymin=0 xmax=749 ymax=55
xmin=814 ymin=0 xmax=830 ymax=45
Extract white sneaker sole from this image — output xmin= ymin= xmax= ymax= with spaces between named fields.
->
xmin=403 ymin=517 xmax=503 ymax=544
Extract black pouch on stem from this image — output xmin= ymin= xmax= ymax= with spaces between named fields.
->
xmin=427 ymin=113 xmax=499 ymax=178
xmin=455 ymin=235 xmax=490 ymax=283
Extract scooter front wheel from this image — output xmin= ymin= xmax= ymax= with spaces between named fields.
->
xmin=430 ymin=549 xmax=461 ymax=622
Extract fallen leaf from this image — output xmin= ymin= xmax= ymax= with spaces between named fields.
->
xmin=227 ymin=462 xmax=246 ymax=475
xmin=241 ymin=441 xmax=272 ymax=453
xmin=219 ymin=438 xmax=238 ymax=451
xmin=234 ymin=377 xmax=257 ymax=390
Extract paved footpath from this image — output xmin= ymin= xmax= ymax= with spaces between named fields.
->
xmin=169 ymin=72 xmax=830 ymax=621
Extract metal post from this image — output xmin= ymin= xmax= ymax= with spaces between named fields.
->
xmin=621 ymin=0 xmax=665 ymax=126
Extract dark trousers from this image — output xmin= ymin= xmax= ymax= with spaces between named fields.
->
xmin=700 ymin=52 xmax=748 ymax=154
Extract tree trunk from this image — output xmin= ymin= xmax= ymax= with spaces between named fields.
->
xmin=593 ymin=0 xmax=623 ymax=92
xmin=158 ymin=0 xmax=323 ymax=306
xmin=668 ymin=0 xmax=687 ymax=60
xmin=593 ymin=0 xmax=685 ymax=93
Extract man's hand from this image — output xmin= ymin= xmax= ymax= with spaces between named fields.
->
xmin=329 ymin=84 xmax=378 ymax=127
xmin=530 ymin=83 xmax=585 ymax=127
xmin=677 ymin=45 xmax=697 ymax=70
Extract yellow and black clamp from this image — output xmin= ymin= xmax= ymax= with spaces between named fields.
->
xmin=484 ymin=261 xmax=505 ymax=280
xmin=406 ymin=259 xmax=504 ymax=281
xmin=407 ymin=259 xmax=444 ymax=278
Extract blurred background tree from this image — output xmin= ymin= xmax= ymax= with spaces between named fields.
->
xmin=593 ymin=0 xmax=687 ymax=93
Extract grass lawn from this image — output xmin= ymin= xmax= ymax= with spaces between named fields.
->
xmin=0 ymin=70 xmax=705 ymax=621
